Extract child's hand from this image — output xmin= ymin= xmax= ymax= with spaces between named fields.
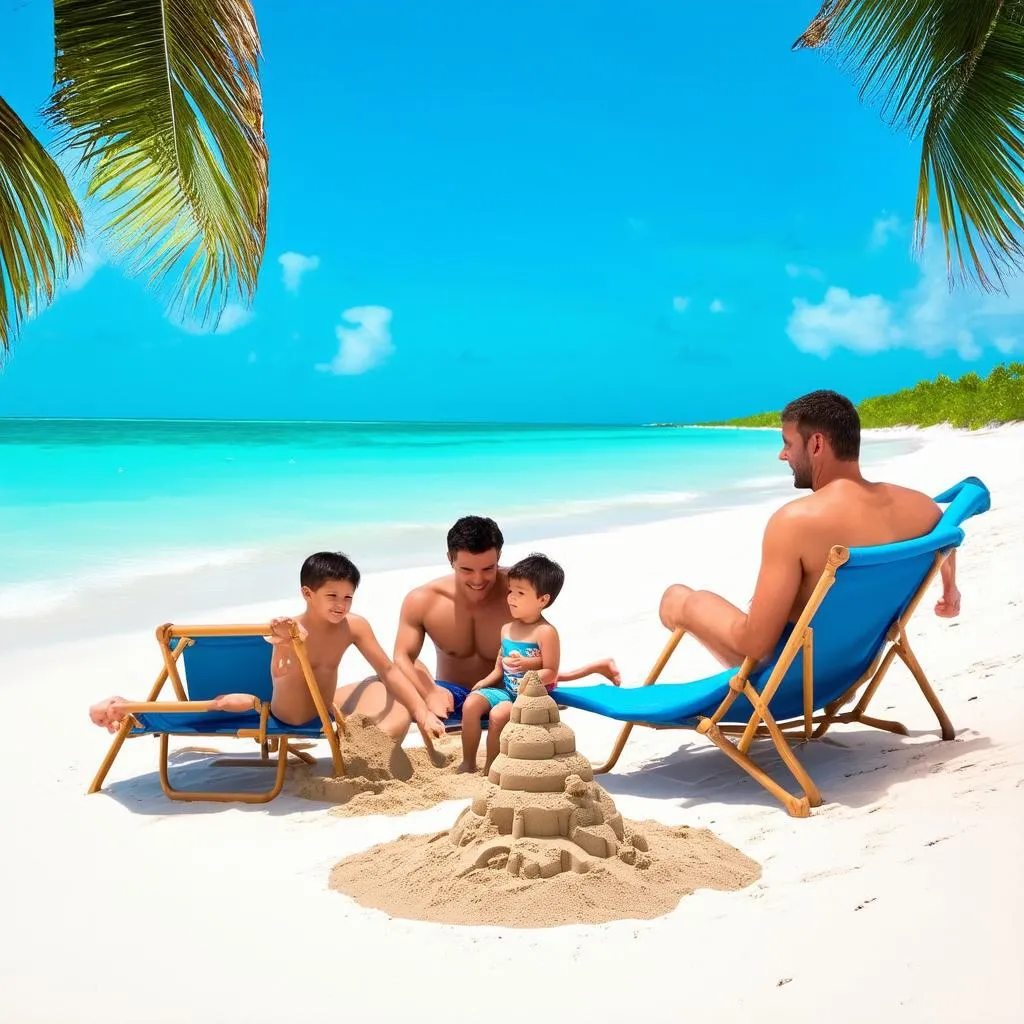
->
xmin=268 ymin=617 xmax=307 ymax=644
xmin=502 ymin=651 xmax=523 ymax=672
xmin=471 ymin=679 xmax=492 ymax=691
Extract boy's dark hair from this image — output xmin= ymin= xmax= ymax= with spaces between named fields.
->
xmin=781 ymin=389 xmax=861 ymax=461
xmin=508 ymin=553 xmax=565 ymax=607
xmin=300 ymin=551 xmax=361 ymax=590
xmin=447 ymin=515 xmax=504 ymax=557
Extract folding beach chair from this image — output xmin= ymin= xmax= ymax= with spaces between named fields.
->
xmin=87 ymin=622 xmax=345 ymax=804
xmin=554 ymin=477 xmax=991 ymax=818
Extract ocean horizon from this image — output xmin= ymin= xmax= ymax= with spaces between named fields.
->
xmin=0 ymin=417 xmax=919 ymax=648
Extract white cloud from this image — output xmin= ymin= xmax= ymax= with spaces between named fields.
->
xmin=788 ymin=287 xmax=901 ymax=356
xmin=785 ymin=262 xmax=824 ymax=280
xmin=278 ymin=251 xmax=320 ymax=293
xmin=672 ymin=296 xmax=689 ymax=312
xmin=214 ymin=303 xmax=254 ymax=334
xmin=709 ymin=298 xmax=725 ymax=313
xmin=870 ymin=213 xmax=903 ymax=249
xmin=317 ymin=305 xmax=394 ymax=375
xmin=787 ymin=229 xmax=1024 ymax=359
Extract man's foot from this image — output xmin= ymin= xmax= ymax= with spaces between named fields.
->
xmin=935 ymin=587 xmax=961 ymax=618
xmin=456 ymin=760 xmax=478 ymax=774
xmin=596 ymin=658 xmax=622 ymax=686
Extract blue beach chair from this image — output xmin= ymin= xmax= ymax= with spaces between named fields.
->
xmin=555 ymin=477 xmax=991 ymax=817
xmin=87 ymin=623 xmax=344 ymax=803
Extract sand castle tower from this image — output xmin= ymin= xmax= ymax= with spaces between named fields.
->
xmin=449 ymin=672 xmax=650 ymax=878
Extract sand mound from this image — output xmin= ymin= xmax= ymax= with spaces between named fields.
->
xmin=295 ymin=714 xmax=483 ymax=816
xmin=328 ymin=674 xmax=761 ymax=927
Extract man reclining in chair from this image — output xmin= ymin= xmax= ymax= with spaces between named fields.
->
xmin=89 ymin=552 xmax=446 ymax=746
xmin=659 ymin=389 xmax=962 ymax=668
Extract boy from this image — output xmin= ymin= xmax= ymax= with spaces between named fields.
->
xmin=89 ymin=551 xmax=445 ymax=748
xmin=457 ymin=552 xmax=563 ymax=775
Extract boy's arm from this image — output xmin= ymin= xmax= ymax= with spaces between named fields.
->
xmin=349 ymin=615 xmax=444 ymax=741
xmin=392 ymin=591 xmax=436 ymax=700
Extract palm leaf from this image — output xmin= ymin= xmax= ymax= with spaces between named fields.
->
xmin=0 ymin=96 xmax=84 ymax=356
xmin=46 ymin=0 xmax=269 ymax=328
xmin=793 ymin=0 xmax=1024 ymax=292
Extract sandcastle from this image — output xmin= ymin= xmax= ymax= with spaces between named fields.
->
xmin=449 ymin=671 xmax=651 ymax=877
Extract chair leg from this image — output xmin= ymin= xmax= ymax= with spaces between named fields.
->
xmin=157 ymin=734 xmax=291 ymax=803
xmin=701 ymin=721 xmax=812 ymax=818
xmin=898 ymin=640 xmax=955 ymax=740
xmin=593 ymin=722 xmax=635 ymax=774
xmin=86 ymin=717 xmax=136 ymax=794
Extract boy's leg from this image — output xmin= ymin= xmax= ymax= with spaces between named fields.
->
xmin=483 ymin=699 xmax=513 ymax=775
xmin=557 ymin=659 xmax=621 ymax=685
xmin=458 ymin=692 xmax=490 ymax=773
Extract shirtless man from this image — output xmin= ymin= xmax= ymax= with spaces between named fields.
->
xmin=334 ymin=516 xmax=620 ymax=732
xmin=90 ymin=552 xmax=445 ymax=745
xmin=658 ymin=389 xmax=962 ymax=666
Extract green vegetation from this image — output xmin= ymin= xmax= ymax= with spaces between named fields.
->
xmin=0 ymin=1 xmax=268 ymax=354
xmin=708 ymin=363 xmax=1024 ymax=430
xmin=794 ymin=3 xmax=1024 ymax=294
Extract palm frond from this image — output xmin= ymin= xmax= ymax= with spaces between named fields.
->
xmin=0 ymin=96 xmax=83 ymax=355
xmin=46 ymin=0 xmax=269 ymax=328
xmin=794 ymin=0 xmax=1024 ymax=292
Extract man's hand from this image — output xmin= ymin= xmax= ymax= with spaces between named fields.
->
xmin=935 ymin=586 xmax=961 ymax=618
xmin=414 ymin=708 xmax=446 ymax=744
xmin=268 ymin=617 xmax=307 ymax=645
xmin=426 ymin=686 xmax=454 ymax=718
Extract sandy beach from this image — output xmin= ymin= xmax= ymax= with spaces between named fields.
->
xmin=1 ymin=424 xmax=1022 ymax=1023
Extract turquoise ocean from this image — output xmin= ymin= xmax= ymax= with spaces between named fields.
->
xmin=0 ymin=419 xmax=917 ymax=647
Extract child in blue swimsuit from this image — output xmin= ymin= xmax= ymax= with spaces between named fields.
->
xmin=457 ymin=552 xmax=564 ymax=775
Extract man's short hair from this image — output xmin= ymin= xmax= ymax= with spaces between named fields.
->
xmin=781 ymin=389 xmax=861 ymax=461
xmin=447 ymin=515 xmax=504 ymax=557
xmin=300 ymin=551 xmax=361 ymax=590
xmin=508 ymin=553 xmax=565 ymax=607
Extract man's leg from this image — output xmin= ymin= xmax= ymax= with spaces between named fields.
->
xmin=659 ymin=583 xmax=747 ymax=668
xmin=333 ymin=678 xmax=413 ymax=741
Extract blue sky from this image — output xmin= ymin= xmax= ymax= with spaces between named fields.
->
xmin=0 ymin=0 xmax=1019 ymax=424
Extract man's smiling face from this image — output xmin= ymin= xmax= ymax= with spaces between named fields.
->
xmin=450 ymin=548 xmax=500 ymax=603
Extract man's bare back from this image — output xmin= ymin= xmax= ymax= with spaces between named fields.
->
xmin=779 ymin=478 xmax=942 ymax=620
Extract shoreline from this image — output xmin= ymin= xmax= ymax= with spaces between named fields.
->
xmin=0 ymin=428 xmax=923 ymax=653
xmin=0 ymin=421 xmax=1021 ymax=1022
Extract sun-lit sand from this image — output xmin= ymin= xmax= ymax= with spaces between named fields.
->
xmin=1 ymin=424 xmax=1022 ymax=1023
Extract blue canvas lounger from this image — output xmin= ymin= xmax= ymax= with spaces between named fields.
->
xmin=554 ymin=476 xmax=991 ymax=817
xmin=88 ymin=623 xmax=344 ymax=803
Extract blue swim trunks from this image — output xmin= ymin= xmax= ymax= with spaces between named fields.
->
xmin=435 ymin=680 xmax=512 ymax=712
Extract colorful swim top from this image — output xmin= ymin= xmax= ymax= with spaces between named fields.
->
xmin=501 ymin=636 xmax=541 ymax=697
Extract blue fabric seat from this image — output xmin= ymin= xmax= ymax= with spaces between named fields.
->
xmin=89 ymin=628 xmax=343 ymax=804
xmin=554 ymin=476 xmax=991 ymax=817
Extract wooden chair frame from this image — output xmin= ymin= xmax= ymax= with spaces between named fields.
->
xmin=592 ymin=545 xmax=956 ymax=818
xmin=87 ymin=622 xmax=345 ymax=804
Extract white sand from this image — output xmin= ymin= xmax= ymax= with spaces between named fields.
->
xmin=1 ymin=424 xmax=1022 ymax=1023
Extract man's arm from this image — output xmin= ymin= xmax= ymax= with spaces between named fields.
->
xmin=935 ymin=549 xmax=961 ymax=617
xmin=349 ymin=615 xmax=444 ymax=741
xmin=729 ymin=508 xmax=804 ymax=662
xmin=392 ymin=590 xmax=435 ymax=700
